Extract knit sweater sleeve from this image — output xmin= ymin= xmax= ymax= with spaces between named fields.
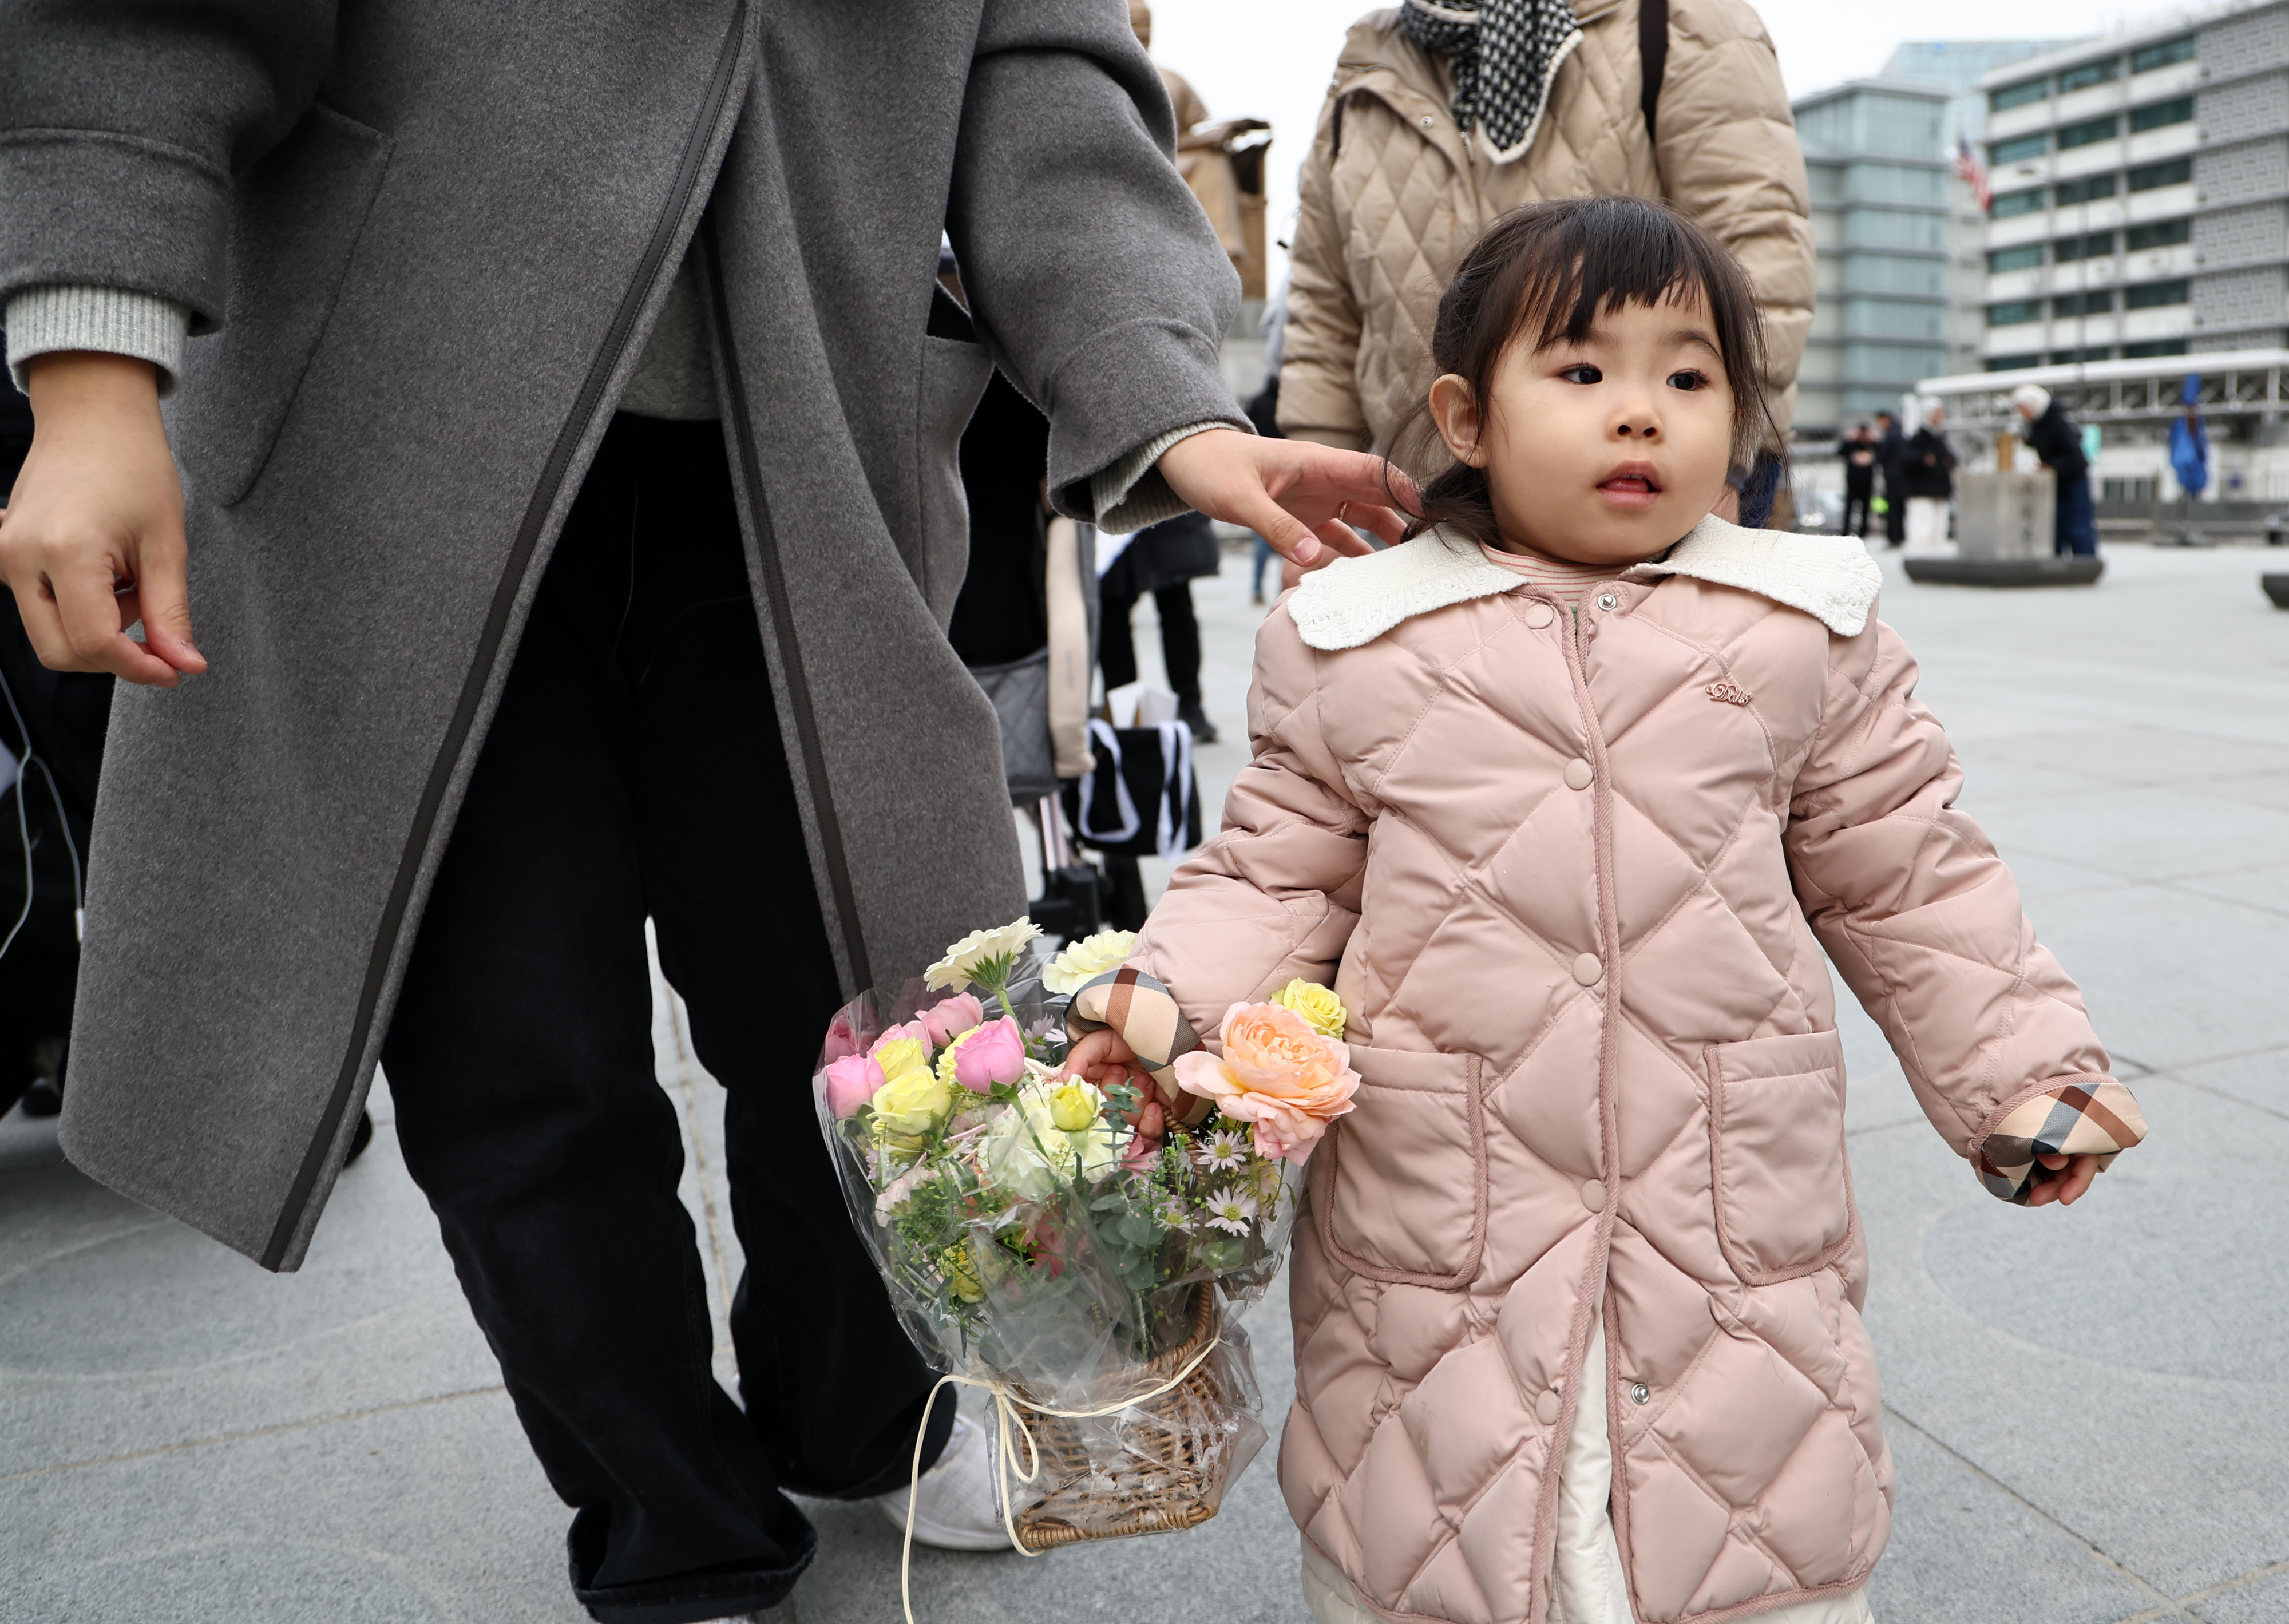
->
xmin=6 ymin=287 xmax=193 ymax=396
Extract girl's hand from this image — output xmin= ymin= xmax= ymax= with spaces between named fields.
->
xmin=1063 ymin=1028 xmax=1185 ymax=1121
xmin=2025 ymin=1151 xmax=2104 ymax=1207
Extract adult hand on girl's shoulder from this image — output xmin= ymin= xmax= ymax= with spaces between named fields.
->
xmin=1158 ymin=428 xmax=1415 ymax=571
xmin=2023 ymin=1152 xmax=2105 ymax=1207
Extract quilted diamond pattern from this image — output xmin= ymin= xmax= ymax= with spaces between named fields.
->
xmin=1134 ymin=564 xmax=2117 ymax=1622
xmin=1276 ymin=2 xmax=1816 ymax=457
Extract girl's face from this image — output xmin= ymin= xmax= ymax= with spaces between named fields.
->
xmin=1428 ymin=288 xmax=1736 ymax=568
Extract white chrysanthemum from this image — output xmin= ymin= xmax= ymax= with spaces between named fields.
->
xmin=1202 ymin=1188 xmax=1260 ymax=1235
xmin=1193 ymin=1128 xmax=1249 ymax=1173
xmin=979 ymin=1079 xmax=1127 ymax=1199
xmin=1040 ymin=929 xmax=1139 ymax=995
xmin=925 ymin=918 xmax=1044 ymax=992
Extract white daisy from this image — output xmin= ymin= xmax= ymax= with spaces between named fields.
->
xmin=1194 ymin=1128 xmax=1249 ymax=1173
xmin=1202 ymin=1189 xmax=1260 ymax=1235
xmin=1154 ymin=1197 xmax=1191 ymax=1230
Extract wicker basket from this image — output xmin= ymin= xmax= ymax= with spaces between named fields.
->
xmin=1008 ymin=1282 xmax=1239 ymax=1550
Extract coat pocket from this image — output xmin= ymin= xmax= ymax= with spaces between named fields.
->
xmin=1316 ymin=1048 xmax=1486 ymax=1290
xmin=1705 ymin=1031 xmax=1854 ymax=1285
xmin=174 ymin=103 xmax=393 ymax=508
xmin=914 ymin=321 xmax=993 ymax=622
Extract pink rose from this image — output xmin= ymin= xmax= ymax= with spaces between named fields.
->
xmin=952 ymin=1016 xmax=1028 ymax=1091
xmin=918 ymin=993 xmax=985 ymax=1049
xmin=822 ymin=1053 xmax=885 ymax=1119
xmin=868 ymin=1020 xmax=927 ymax=1061
xmin=1171 ymin=1003 xmax=1360 ymax=1164
xmin=822 ymin=1016 xmax=864 ymax=1063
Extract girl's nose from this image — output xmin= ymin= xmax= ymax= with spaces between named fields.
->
xmin=1617 ymin=420 xmax=1660 ymax=439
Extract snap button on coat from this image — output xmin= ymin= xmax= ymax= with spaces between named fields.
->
xmin=1563 ymin=758 xmax=1593 ymax=790
xmin=1524 ymin=601 xmax=1555 ymax=629
xmin=1581 ymin=1179 xmax=1606 ymax=1213
xmin=1596 ymin=592 xmax=1620 ymax=612
xmin=1571 ymin=952 xmax=1602 ymax=985
xmin=1536 ymin=1389 xmax=1561 ymax=1424
xmin=1630 ymin=1382 xmax=1651 ymax=1407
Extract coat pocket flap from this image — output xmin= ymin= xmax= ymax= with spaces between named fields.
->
xmin=1318 ymin=1048 xmax=1486 ymax=1289
xmin=1351 ymin=1046 xmax=1475 ymax=1093
xmin=1710 ymin=1029 xmax=1846 ymax=1083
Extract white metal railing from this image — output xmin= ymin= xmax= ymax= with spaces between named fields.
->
xmin=1914 ymin=349 xmax=2289 ymax=432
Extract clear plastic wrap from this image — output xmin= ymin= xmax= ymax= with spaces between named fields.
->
xmin=812 ymin=963 xmax=1301 ymax=1548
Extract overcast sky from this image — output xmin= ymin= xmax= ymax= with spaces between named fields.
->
xmin=1149 ymin=0 xmax=2176 ymax=291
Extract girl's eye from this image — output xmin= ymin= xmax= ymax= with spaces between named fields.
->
xmin=1560 ymin=364 xmax=1602 ymax=385
xmin=1669 ymin=369 xmax=1710 ymax=391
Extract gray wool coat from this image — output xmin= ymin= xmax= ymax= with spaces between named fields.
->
xmin=0 ymin=0 xmax=1243 ymax=1270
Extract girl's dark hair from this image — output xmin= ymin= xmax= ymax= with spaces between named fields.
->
xmin=1388 ymin=195 xmax=1775 ymax=546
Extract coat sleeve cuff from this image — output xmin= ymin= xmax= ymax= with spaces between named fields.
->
xmin=1065 ymin=965 xmax=1214 ymax=1126
xmin=6 ymin=285 xmax=193 ymax=397
xmin=1089 ymin=420 xmax=1228 ymax=532
xmin=1969 ymin=1075 xmax=2148 ymax=1205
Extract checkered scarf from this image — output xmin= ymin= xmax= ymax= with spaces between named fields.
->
xmin=1399 ymin=0 xmax=1583 ymax=164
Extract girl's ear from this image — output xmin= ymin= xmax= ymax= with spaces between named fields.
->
xmin=1428 ymin=373 xmax=1487 ymax=469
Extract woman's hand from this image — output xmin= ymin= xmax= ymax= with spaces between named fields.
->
xmin=0 ymin=352 xmax=205 ymax=686
xmin=2024 ymin=1151 xmax=2104 ymax=1207
xmin=1157 ymin=428 xmax=1414 ymax=571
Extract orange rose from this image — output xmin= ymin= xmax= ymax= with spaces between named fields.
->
xmin=1171 ymin=1002 xmax=1360 ymax=1163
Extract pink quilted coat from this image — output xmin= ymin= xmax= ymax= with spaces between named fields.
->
xmin=1124 ymin=521 xmax=2143 ymax=1624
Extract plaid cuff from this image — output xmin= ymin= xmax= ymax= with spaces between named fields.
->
xmin=1973 ymin=1076 xmax=2148 ymax=1205
xmin=1066 ymin=965 xmax=1214 ymax=1126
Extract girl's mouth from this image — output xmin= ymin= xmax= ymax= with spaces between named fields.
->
xmin=1597 ymin=463 xmax=1663 ymax=508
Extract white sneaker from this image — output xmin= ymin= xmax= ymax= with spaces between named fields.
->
xmin=873 ymin=1412 xmax=1011 ymax=1550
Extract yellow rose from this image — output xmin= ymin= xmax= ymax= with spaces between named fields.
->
xmin=941 ymin=1245 xmax=985 ymax=1304
xmin=872 ymin=1043 xmax=952 ymax=1137
xmin=1271 ymin=979 xmax=1347 ymax=1039
xmin=1049 ymin=1083 xmax=1100 ymax=1132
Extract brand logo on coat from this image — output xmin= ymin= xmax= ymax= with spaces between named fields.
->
xmin=1705 ymin=680 xmax=1752 ymax=707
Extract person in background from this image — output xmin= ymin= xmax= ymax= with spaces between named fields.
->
xmin=1130 ymin=1 xmax=1206 ymax=134
xmin=1244 ymin=292 xmax=1289 ymax=606
xmin=1842 ymin=421 xmax=1876 ymax=539
xmin=2013 ymin=383 xmax=2097 ymax=557
xmin=1096 ymin=0 xmax=1226 ymax=744
xmin=1277 ymin=0 xmax=1816 ymax=529
xmin=1902 ymin=398 xmax=1957 ymax=556
xmin=1874 ymin=408 xmax=1907 ymax=547
xmin=0 ymin=343 xmax=91 ymax=1124
xmin=1098 ymin=513 xmax=1221 ymax=743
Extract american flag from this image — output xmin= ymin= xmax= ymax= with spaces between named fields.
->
xmin=1956 ymin=136 xmax=1993 ymax=212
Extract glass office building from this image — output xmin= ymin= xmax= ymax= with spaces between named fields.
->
xmin=1976 ymin=2 xmax=2289 ymax=369
xmin=1792 ymin=81 xmax=1956 ymax=437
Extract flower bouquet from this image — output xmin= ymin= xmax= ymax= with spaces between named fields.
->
xmin=812 ymin=918 xmax=1359 ymax=1553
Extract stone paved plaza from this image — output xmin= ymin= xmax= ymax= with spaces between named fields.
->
xmin=7 ymin=540 xmax=2289 ymax=1624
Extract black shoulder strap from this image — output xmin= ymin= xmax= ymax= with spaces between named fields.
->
xmin=1638 ymin=0 xmax=1668 ymax=148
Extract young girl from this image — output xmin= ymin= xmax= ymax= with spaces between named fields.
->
xmin=1068 ymin=196 xmax=2145 ymax=1624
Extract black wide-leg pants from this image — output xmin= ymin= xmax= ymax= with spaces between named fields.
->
xmin=382 ymin=413 xmax=952 ymax=1624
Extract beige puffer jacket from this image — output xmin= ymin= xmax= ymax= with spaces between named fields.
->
xmin=1278 ymin=3 xmax=1815 ymax=453
xmin=1128 ymin=524 xmax=2143 ymax=1624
